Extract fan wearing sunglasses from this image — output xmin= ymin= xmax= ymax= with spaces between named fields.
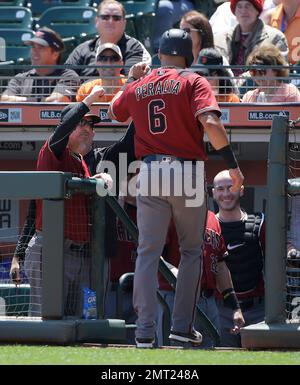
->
xmin=242 ymin=44 xmax=300 ymax=102
xmin=65 ymin=0 xmax=151 ymax=77
xmin=179 ymin=10 xmax=215 ymax=65
xmin=76 ymin=43 xmax=126 ymax=103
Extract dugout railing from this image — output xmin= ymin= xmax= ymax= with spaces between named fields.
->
xmin=0 ymin=172 xmax=128 ymax=344
xmin=0 ymin=172 xmax=219 ymax=345
xmin=241 ymin=115 xmax=300 ymax=349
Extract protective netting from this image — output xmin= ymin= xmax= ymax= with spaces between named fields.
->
xmin=286 ymin=136 xmax=300 ymax=321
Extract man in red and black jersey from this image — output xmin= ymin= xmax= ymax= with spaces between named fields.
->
xmin=158 ymin=211 xmax=245 ymax=347
xmin=109 ymin=28 xmax=244 ymax=348
xmin=16 ymin=86 xmax=106 ymax=317
xmin=213 ymin=169 xmax=265 ymax=347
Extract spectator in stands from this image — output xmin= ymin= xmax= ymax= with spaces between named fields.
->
xmin=179 ymin=10 xmax=215 ymax=65
xmin=214 ymin=0 xmax=288 ymax=76
xmin=287 ymin=195 xmax=300 ymax=259
xmin=65 ymin=0 xmax=151 ymax=77
xmin=195 ymin=48 xmax=240 ymax=102
xmin=213 ymin=169 xmax=265 ymax=347
xmin=76 ymin=42 xmax=126 ymax=103
xmin=152 ymin=0 xmax=195 ymax=53
xmin=242 ymin=44 xmax=300 ymax=102
xmin=0 ymin=27 xmax=79 ymax=103
xmin=210 ymin=0 xmax=279 ymax=34
xmin=269 ymin=0 xmax=300 ymax=64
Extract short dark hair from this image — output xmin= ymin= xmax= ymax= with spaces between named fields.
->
xmin=98 ymin=0 xmax=125 ymax=17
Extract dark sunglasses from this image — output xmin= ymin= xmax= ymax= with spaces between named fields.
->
xmin=250 ymin=68 xmax=267 ymax=76
xmin=181 ymin=27 xmax=202 ymax=34
xmin=98 ymin=14 xmax=123 ymax=21
xmin=79 ymin=119 xmax=94 ymax=129
xmin=97 ymin=54 xmax=121 ymax=63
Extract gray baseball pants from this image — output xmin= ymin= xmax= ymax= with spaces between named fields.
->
xmin=24 ymin=231 xmax=91 ymax=317
xmin=133 ymin=159 xmax=206 ymax=340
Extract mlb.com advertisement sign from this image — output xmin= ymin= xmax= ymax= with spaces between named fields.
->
xmin=0 ymin=108 xmax=22 ymax=123
xmin=248 ymin=110 xmax=290 ymax=121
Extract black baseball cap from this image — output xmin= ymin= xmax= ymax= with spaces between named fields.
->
xmin=194 ymin=48 xmax=228 ymax=76
xmin=24 ymin=27 xmax=64 ymax=52
xmin=60 ymin=105 xmax=101 ymax=124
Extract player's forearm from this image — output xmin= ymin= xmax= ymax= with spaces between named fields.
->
xmin=201 ymin=115 xmax=230 ymax=150
xmin=1 ymin=94 xmax=27 ymax=102
xmin=216 ymin=261 xmax=234 ymax=293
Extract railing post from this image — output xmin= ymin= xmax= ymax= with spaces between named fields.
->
xmin=265 ymin=115 xmax=288 ymax=323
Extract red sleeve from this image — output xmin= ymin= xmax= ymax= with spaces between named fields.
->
xmin=191 ymin=76 xmax=221 ymax=119
xmin=110 ymin=85 xmax=132 ymax=122
xmin=36 ymin=140 xmax=63 ymax=171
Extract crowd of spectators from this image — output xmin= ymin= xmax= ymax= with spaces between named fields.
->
xmin=0 ymin=0 xmax=300 ymax=103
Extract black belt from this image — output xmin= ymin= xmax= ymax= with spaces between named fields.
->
xmin=200 ymin=289 xmax=215 ymax=298
xmin=142 ymin=155 xmax=199 ymax=165
xmin=69 ymin=243 xmax=89 ymax=252
xmin=238 ymin=296 xmax=264 ymax=311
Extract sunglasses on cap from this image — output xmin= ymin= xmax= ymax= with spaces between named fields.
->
xmin=79 ymin=118 xmax=94 ymax=129
xmin=181 ymin=27 xmax=202 ymax=34
xmin=97 ymin=54 xmax=121 ymax=63
xmin=98 ymin=14 xmax=123 ymax=21
xmin=249 ymin=68 xmax=267 ymax=76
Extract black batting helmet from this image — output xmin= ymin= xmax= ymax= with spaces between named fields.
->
xmin=159 ymin=28 xmax=194 ymax=68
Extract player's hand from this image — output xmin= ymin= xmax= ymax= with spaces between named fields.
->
xmin=10 ymin=256 xmax=22 ymax=286
xmin=83 ymin=86 xmax=105 ymax=106
xmin=92 ymin=172 xmax=113 ymax=191
xmin=229 ymin=167 xmax=244 ymax=193
xmin=287 ymin=248 xmax=300 ymax=259
xmin=230 ymin=308 xmax=245 ymax=335
xmin=128 ymin=62 xmax=151 ymax=80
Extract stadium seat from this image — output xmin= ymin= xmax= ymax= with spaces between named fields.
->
xmin=0 ymin=0 xmax=26 ymax=6
xmin=36 ymin=6 xmax=97 ymax=42
xmin=122 ymin=0 xmax=158 ymax=55
xmin=0 ymin=28 xmax=34 ymax=63
xmin=0 ymin=7 xmax=33 ymax=29
xmin=27 ymin=0 xmax=91 ymax=18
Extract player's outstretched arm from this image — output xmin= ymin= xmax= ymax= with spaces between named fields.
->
xmin=199 ymin=112 xmax=244 ymax=192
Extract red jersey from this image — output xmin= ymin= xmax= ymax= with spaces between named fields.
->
xmin=110 ymin=202 xmax=137 ymax=282
xmin=158 ymin=211 xmax=226 ymax=291
xmin=111 ymin=68 xmax=221 ymax=160
xmin=35 ymin=141 xmax=91 ymax=242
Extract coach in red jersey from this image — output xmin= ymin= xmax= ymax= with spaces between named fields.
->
xmin=109 ymin=28 xmax=244 ymax=348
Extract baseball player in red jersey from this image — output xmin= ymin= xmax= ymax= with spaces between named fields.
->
xmin=109 ymin=28 xmax=244 ymax=348
xmin=158 ymin=211 xmax=245 ymax=347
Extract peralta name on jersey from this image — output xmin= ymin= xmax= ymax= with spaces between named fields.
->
xmin=135 ymin=80 xmax=181 ymax=101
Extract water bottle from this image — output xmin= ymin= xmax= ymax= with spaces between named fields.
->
xmin=83 ymin=287 xmax=97 ymax=319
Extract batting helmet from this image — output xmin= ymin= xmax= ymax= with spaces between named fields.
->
xmin=159 ymin=28 xmax=194 ymax=68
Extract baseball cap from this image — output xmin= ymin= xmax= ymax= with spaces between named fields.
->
xmin=194 ymin=48 xmax=225 ymax=76
xmin=24 ymin=27 xmax=64 ymax=52
xmin=60 ymin=105 xmax=101 ymax=124
xmin=96 ymin=42 xmax=123 ymax=60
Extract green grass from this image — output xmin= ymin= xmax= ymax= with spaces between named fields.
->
xmin=0 ymin=345 xmax=300 ymax=365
